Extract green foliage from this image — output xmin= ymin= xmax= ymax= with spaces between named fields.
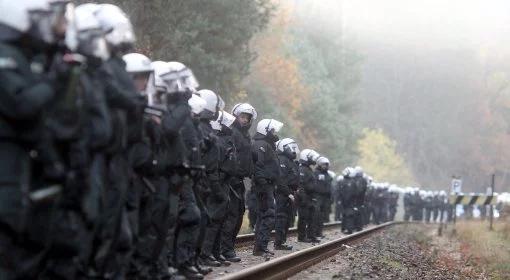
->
xmin=76 ymin=0 xmax=275 ymax=101
xmin=357 ymin=128 xmax=417 ymax=185
xmin=285 ymin=19 xmax=362 ymax=168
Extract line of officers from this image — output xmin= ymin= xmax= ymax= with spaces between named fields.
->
xmin=0 ymin=1 xmax=375 ymax=280
xmin=403 ymin=188 xmax=451 ymax=223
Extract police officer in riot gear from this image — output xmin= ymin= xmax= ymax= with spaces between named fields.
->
xmin=274 ymin=138 xmax=300 ymax=250
xmin=220 ymin=103 xmax=257 ymax=262
xmin=122 ymin=52 xmax=156 ymax=278
xmin=148 ymin=62 xmax=202 ymax=280
xmin=297 ymin=149 xmax=321 ymax=243
xmin=0 ymin=0 xmax=71 ymax=278
xmin=84 ymin=4 xmax=144 ymax=278
xmin=201 ymin=111 xmax=237 ymax=265
xmin=340 ymin=168 xmax=358 ymax=234
xmin=194 ymin=89 xmax=227 ymax=271
xmin=252 ymin=118 xmax=284 ymax=256
xmin=388 ymin=185 xmax=399 ymax=221
xmin=313 ymin=156 xmax=332 ymax=238
xmin=353 ymin=166 xmax=367 ymax=231
xmin=333 ymin=175 xmax=345 ymax=221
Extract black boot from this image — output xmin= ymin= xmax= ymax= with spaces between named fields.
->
xmin=199 ymin=255 xmax=221 ymax=267
xmin=222 ymin=252 xmax=241 ymax=263
xmin=298 ymin=237 xmax=313 ymax=243
xmin=214 ymin=254 xmax=231 ymax=266
xmin=193 ymin=258 xmax=212 ymax=275
xmin=177 ymin=263 xmax=203 ymax=280
xmin=274 ymin=243 xmax=293 ymax=250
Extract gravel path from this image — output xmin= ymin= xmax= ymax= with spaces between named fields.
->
xmin=290 ymin=223 xmax=485 ymax=280
xmin=206 ymin=225 xmax=377 ymax=279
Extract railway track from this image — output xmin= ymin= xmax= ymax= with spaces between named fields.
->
xmin=224 ymin=221 xmax=401 ymax=280
xmin=235 ymin=221 xmax=343 ymax=247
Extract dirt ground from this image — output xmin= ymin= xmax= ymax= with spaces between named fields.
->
xmin=290 ymin=223 xmax=488 ymax=280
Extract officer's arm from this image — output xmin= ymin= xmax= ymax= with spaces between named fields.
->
xmin=161 ymin=102 xmax=190 ymax=138
xmin=0 ymin=67 xmax=54 ymax=120
xmin=277 ymin=163 xmax=291 ymax=196
xmin=253 ymin=143 xmax=267 ymax=182
xmin=101 ymin=64 xmax=143 ymax=111
xmin=304 ymin=172 xmax=315 ymax=194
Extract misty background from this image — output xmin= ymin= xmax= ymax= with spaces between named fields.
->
xmin=87 ymin=0 xmax=510 ymax=192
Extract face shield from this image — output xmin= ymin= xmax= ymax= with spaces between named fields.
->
xmin=266 ymin=119 xmax=283 ymax=134
xmin=77 ymin=29 xmax=110 ymax=61
xmin=179 ymin=67 xmax=199 ymax=92
xmin=130 ymin=71 xmax=153 ymax=96
xmin=290 ymin=142 xmax=300 ymax=156
xmin=160 ymin=70 xmax=184 ymax=94
xmin=50 ymin=1 xmax=73 ymax=41
xmin=28 ymin=9 xmax=56 ymax=45
xmin=219 ymin=111 xmax=236 ymax=128
xmin=284 ymin=143 xmax=297 ymax=159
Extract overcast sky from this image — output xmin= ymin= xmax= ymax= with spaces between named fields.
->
xmin=341 ymin=0 xmax=510 ymax=51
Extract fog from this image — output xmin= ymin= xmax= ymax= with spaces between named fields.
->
xmin=294 ymin=0 xmax=510 ymax=191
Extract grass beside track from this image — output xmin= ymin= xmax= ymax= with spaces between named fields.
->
xmin=454 ymin=219 xmax=510 ymax=280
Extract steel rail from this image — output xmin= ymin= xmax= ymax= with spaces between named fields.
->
xmin=235 ymin=221 xmax=343 ymax=247
xmin=223 ymin=221 xmax=402 ymax=280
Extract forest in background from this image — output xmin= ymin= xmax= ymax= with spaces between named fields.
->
xmin=79 ymin=0 xmax=510 ymax=191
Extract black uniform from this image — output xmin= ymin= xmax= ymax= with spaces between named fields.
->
xmin=353 ymin=175 xmax=367 ymax=231
xmin=403 ymin=192 xmax=412 ymax=221
xmin=274 ymin=151 xmax=299 ymax=247
xmin=424 ymin=195 xmax=434 ymax=223
xmin=333 ymin=179 xmax=344 ymax=221
xmin=313 ymin=168 xmax=332 ymax=237
xmin=41 ymin=55 xmax=113 ymax=280
xmin=372 ymin=188 xmax=386 ymax=224
xmin=252 ymin=132 xmax=280 ymax=252
xmin=0 ymin=41 xmax=58 ymax=279
xmin=432 ymin=194 xmax=440 ymax=222
xmin=388 ymin=192 xmax=399 ymax=221
xmin=88 ymin=56 xmax=145 ymax=279
xmin=411 ymin=192 xmax=424 ymax=221
xmin=297 ymin=163 xmax=318 ymax=242
xmin=220 ymin=122 xmax=253 ymax=259
xmin=201 ymin=126 xmax=236 ymax=259
xmin=340 ymin=176 xmax=357 ymax=233
xmin=131 ymin=114 xmax=172 ymax=279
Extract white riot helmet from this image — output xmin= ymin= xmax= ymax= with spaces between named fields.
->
xmin=342 ymin=167 xmax=350 ymax=177
xmin=210 ymin=111 xmax=236 ymax=131
xmin=94 ymin=4 xmax=135 ymax=51
xmin=276 ymin=138 xmax=298 ymax=159
xmin=419 ymin=190 xmax=426 ymax=198
xmin=123 ymin=53 xmax=152 ymax=73
xmin=146 ymin=61 xmax=171 ymax=108
xmin=65 ymin=4 xmax=109 ymax=62
xmin=336 ymin=175 xmax=344 ymax=182
xmin=0 ymin=0 xmax=63 ymax=45
xmin=328 ymin=170 xmax=336 ymax=179
xmin=317 ymin=156 xmax=330 ymax=170
xmin=231 ymin=103 xmax=257 ymax=127
xmin=347 ymin=167 xmax=357 ymax=178
xmin=197 ymin=89 xmax=225 ymax=120
xmin=354 ymin=166 xmax=363 ymax=176
xmin=123 ymin=53 xmax=153 ymax=95
xmin=276 ymin=138 xmax=296 ymax=153
xmin=299 ymin=149 xmax=320 ymax=165
xmin=163 ymin=61 xmax=199 ymax=94
xmin=256 ymin=119 xmax=284 ymax=136
xmin=188 ymin=94 xmax=206 ymax=115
